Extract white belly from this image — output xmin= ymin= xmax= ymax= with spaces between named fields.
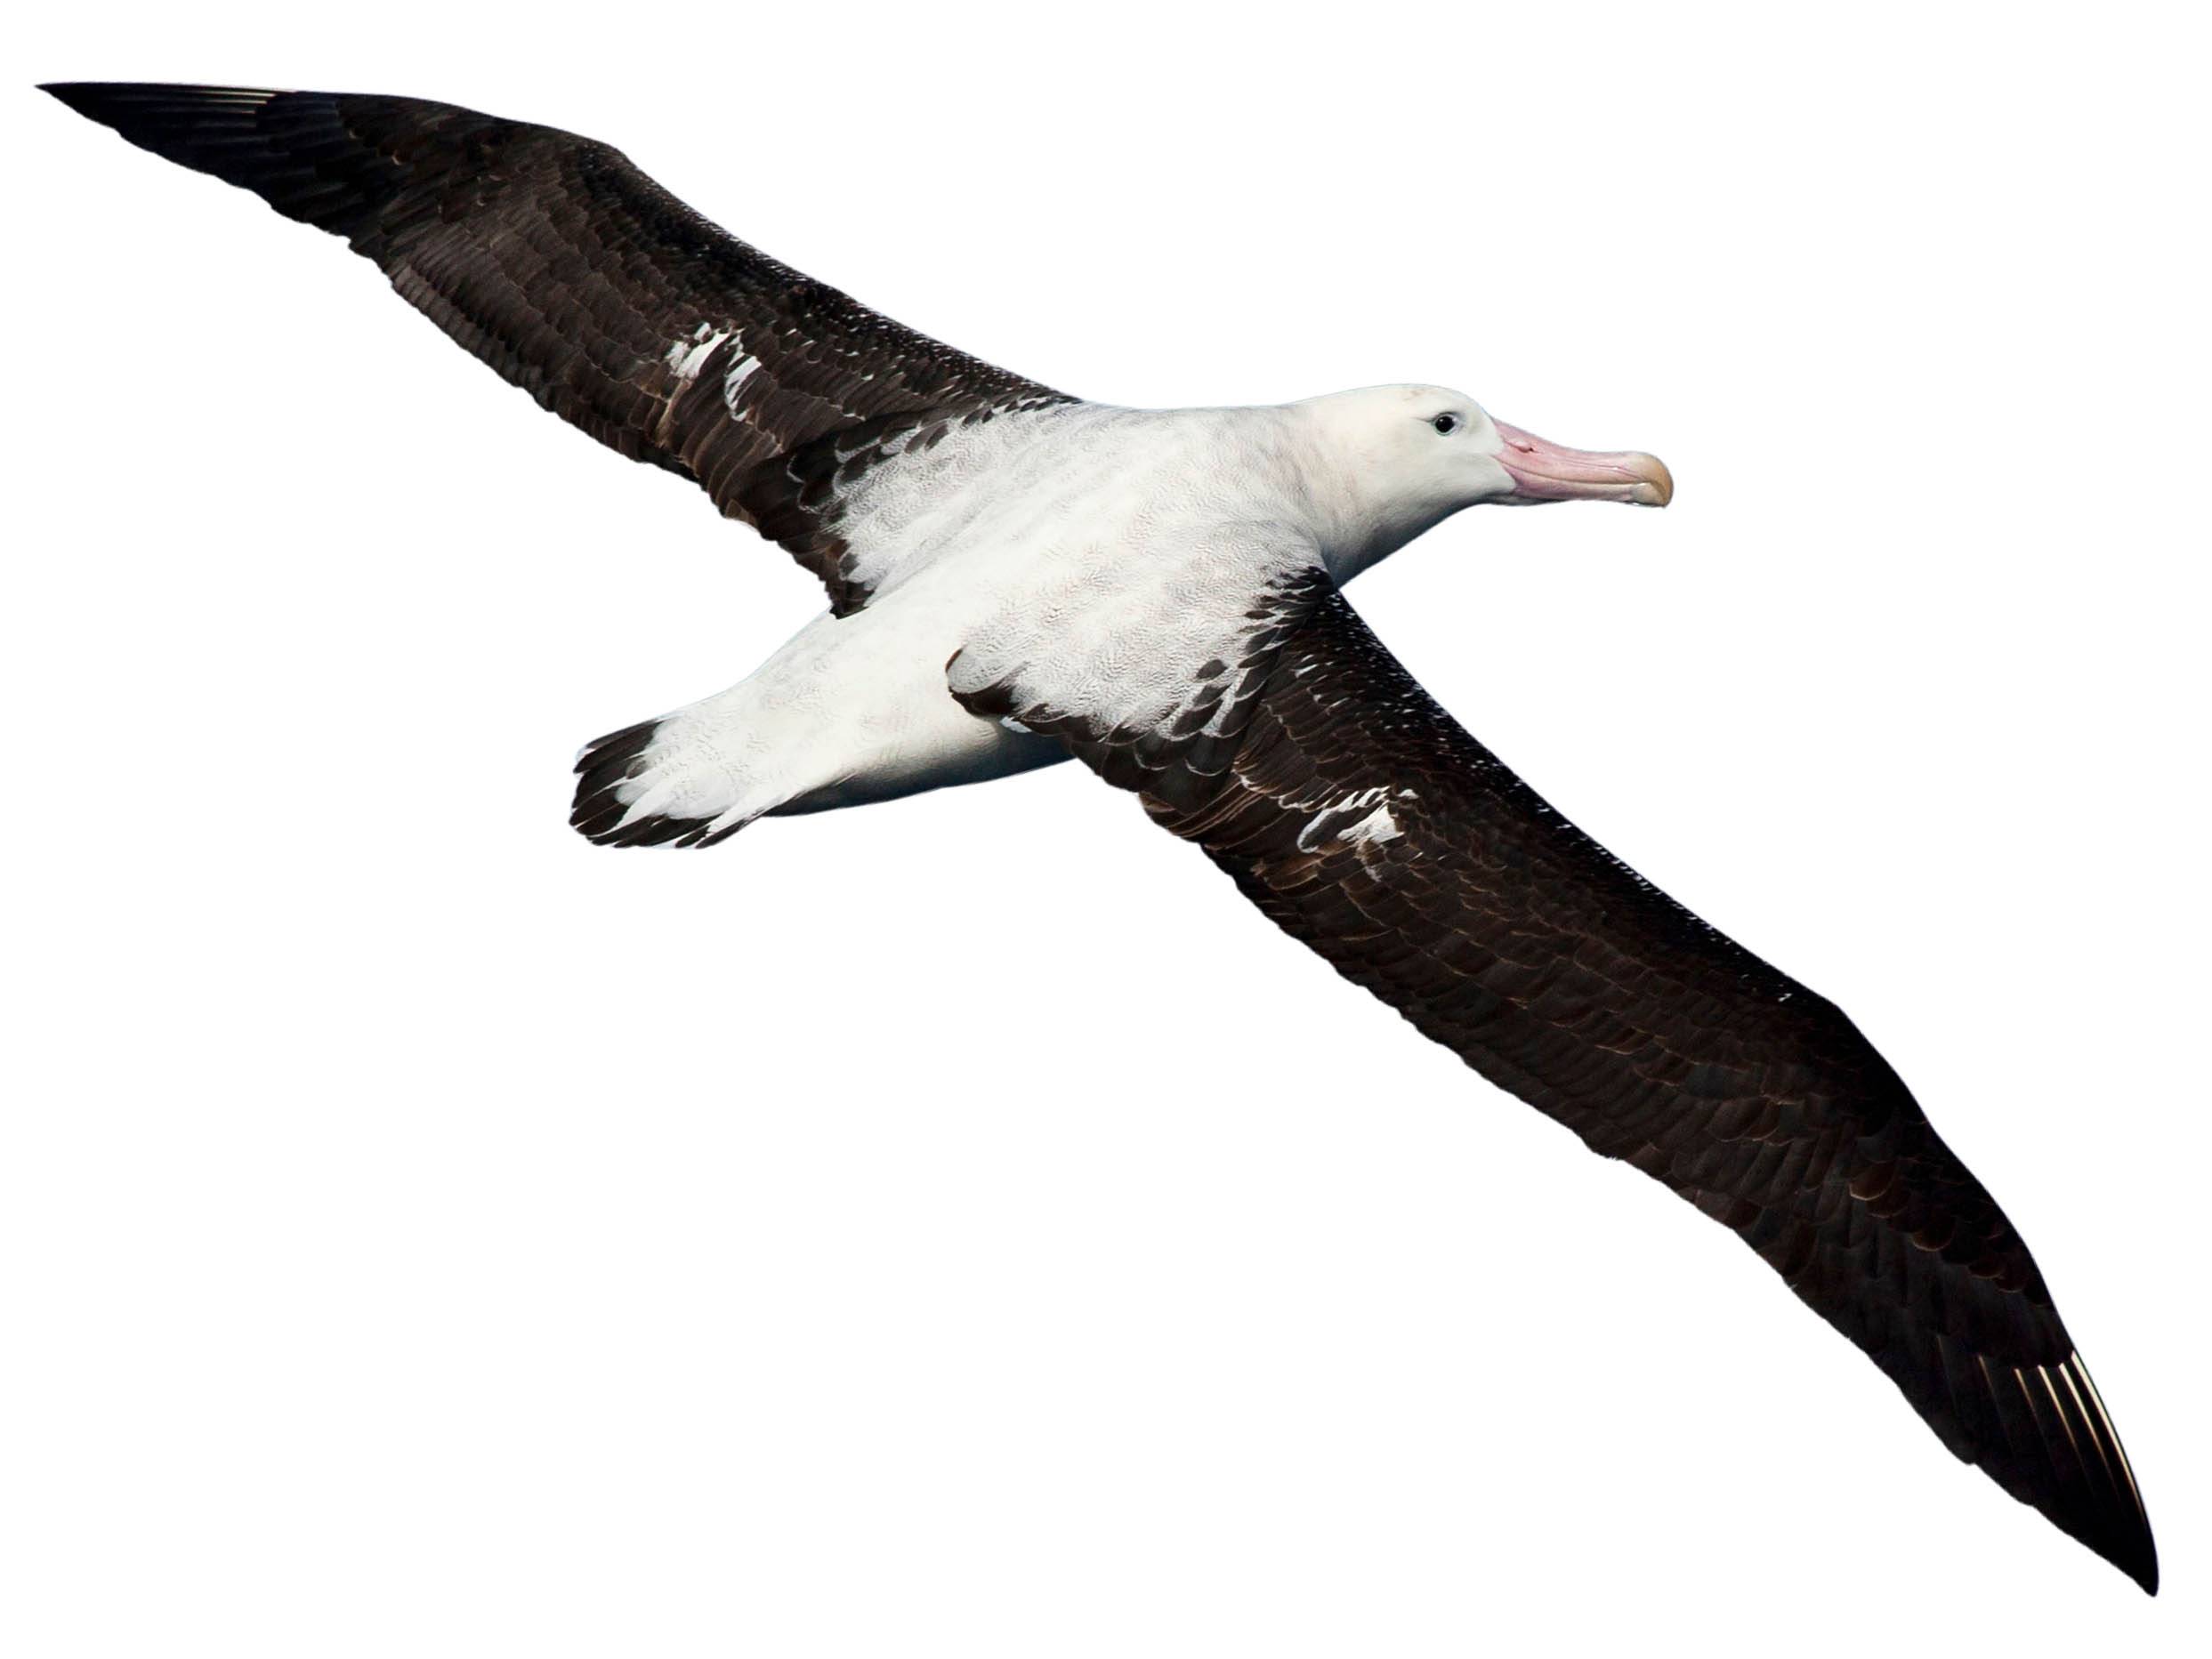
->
xmin=613 ymin=594 xmax=1058 ymax=835
xmin=753 ymin=602 xmax=1070 ymax=817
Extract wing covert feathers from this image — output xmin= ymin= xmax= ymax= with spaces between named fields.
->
xmin=1002 ymin=574 xmax=2158 ymax=1592
xmin=42 ymin=82 xmax=1072 ymax=613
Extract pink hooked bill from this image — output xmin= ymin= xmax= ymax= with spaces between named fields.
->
xmin=1495 ymin=421 xmax=1673 ymax=506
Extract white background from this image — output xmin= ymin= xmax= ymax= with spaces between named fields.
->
xmin=6 ymin=4 xmax=2208 ymax=1653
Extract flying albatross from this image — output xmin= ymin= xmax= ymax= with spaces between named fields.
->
xmin=44 ymin=82 xmax=2157 ymax=1593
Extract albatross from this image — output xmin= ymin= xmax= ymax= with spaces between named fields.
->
xmin=43 ymin=82 xmax=2157 ymax=1593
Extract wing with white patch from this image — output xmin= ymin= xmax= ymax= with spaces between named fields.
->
xmin=989 ymin=571 xmax=2159 ymax=1592
xmin=44 ymin=83 xmax=1073 ymax=614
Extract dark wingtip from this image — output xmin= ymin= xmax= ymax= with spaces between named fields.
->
xmin=36 ymin=82 xmax=409 ymax=243
xmin=2005 ymin=1348 xmax=2160 ymax=1596
xmin=2082 ymin=1501 xmax=2160 ymax=1595
xmin=2111 ymin=1512 xmax=2159 ymax=1597
xmin=37 ymin=83 xmax=284 ymax=173
xmin=41 ymin=81 xmax=131 ymax=124
xmin=2103 ymin=1528 xmax=2158 ymax=1596
xmin=2081 ymin=1366 xmax=2159 ymax=1598
xmin=40 ymin=81 xmax=281 ymax=125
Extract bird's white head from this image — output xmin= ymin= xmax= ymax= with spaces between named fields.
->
xmin=1293 ymin=384 xmax=1671 ymax=578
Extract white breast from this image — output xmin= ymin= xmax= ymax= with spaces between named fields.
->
xmin=864 ymin=405 xmax=1320 ymax=716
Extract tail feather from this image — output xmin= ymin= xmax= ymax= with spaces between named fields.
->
xmin=570 ymin=717 xmax=755 ymax=850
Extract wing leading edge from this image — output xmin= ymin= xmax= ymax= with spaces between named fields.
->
xmin=42 ymin=82 xmax=1073 ymax=614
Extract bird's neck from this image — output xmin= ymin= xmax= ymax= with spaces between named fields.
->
xmin=1279 ymin=409 xmax=1459 ymax=584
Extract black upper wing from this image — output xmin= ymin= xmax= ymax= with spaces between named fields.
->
xmin=43 ymin=83 xmax=1072 ymax=613
xmin=974 ymin=572 xmax=2157 ymax=1592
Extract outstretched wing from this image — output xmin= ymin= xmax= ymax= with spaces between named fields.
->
xmin=958 ymin=568 xmax=2158 ymax=1593
xmin=43 ymin=83 xmax=1072 ymax=614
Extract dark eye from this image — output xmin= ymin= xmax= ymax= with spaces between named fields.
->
xmin=1432 ymin=413 xmax=1461 ymax=435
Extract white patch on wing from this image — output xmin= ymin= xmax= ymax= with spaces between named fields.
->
xmin=666 ymin=324 xmax=732 ymax=381
xmin=723 ymin=354 xmax=762 ymax=412
xmin=1295 ymin=785 xmax=1404 ymax=852
xmin=1336 ymin=803 xmax=1402 ymax=847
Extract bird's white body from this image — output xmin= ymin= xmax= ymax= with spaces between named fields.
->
xmin=46 ymin=81 xmax=2160 ymax=1592
xmin=604 ymin=390 xmax=1513 ymax=836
